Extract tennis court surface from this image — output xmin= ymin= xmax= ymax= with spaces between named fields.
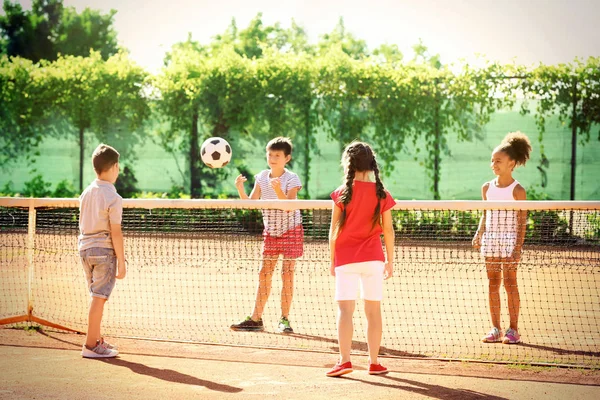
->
xmin=1 ymin=328 xmax=599 ymax=400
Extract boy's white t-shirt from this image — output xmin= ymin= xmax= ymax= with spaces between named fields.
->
xmin=255 ymin=169 xmax=302 ymax=236
xmin=78 ymin=179 xmax=123 ymax=251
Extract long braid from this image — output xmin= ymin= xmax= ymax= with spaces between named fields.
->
xmin=338 ymin=165 xmax=355 ymax=231
xmin=372 ymin=158 xmax=386 ymax=228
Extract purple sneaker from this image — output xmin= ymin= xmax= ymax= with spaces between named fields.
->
xmin=503 ymin=328 xmax=521 ymax=344
xmin=482 ymin=327 xmax=502 ymax=343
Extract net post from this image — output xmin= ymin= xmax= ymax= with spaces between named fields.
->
xmin=26 ymin=198 xmax=36 ymax=325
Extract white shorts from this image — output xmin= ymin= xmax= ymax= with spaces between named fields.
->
xmin=335 ymin=261 xmax=385 ymax=301
xmin=481 ymin=232 xmax=517 ymax=258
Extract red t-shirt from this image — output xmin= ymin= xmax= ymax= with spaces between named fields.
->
xmin=330 ymin=181 xmax=396 ymax=267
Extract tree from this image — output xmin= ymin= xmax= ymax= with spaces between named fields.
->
xmin=315 ymin=47 xmax=371 ymax=153
xmin=0 ymin=0 xmax=118 ymax=62
xmin=211 ymin=13 xmax=314 ymax=59
xmin=518 ymin=57 xmax=600 ymax=200
xmin=314 ymin=20 xmax=371 ymax=167
xmin=257 ymin=50 xmax=317 ymax=196
xmin=0 ymin=55 xmax=52 ymax=168
xmin=45 ymin=50 xmax=149 ymax=190
xmin=372 ymin=43 xmax=403 ymax=66
xmin=155 ymin=45 xmax=263 ymax=197
xmin=0 ymin=0 xmax=61 ymax=62
xmin=318 ymin=18 xmax=369 ymax=60
xmin=55 ymin=6 xmax=118 ymax=60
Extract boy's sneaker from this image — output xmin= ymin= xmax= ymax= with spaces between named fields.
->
xmin=482 ymin=327 xmax=502 ymax=343
xmin=230 ymin=316 xmax=264 ymax=332
xmin=82 ymin=342 xmax=118 ymax=358
xmin=368 ymin=363 xmax=389 ymax=375
xmin=326 ymin=361 xmax=353 ymax=377
xmin=503 ymin=328 xmax=521 ymax=344
xmin=278 ymin=317 xmax=294 ymax=334
xmin=100 ymin=337 xmax=117 ymax=350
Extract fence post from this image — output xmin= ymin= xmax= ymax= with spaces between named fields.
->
xmin=570 ymin=76 xmax=578 ymax=202
xmin=569 ymin=77 xmax=578 ymax=234
xmin=433 ymin=79 xmax=441 ymax=200
xmin=27 ymin=198 xmax=36 ymax=321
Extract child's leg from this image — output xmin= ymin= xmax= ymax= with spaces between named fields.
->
xmin=280 ymin=259 xmax=296 ymax=318
xmin=86 ymin=297 xmax=107 ymax=348
xmin=251 ymin=257 xmax=278 ymax=321
xmin=485 ymin=257 xmax=502 ymax=329
xmin=503 ymin=261 xmax=520 ymax=331
xmin=364 ymin=300 xmax=382 ymax=365
xmin=337 ymin=300 xmax=355 ymax=363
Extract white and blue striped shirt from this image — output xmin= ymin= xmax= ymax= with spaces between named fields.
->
xmin=255 ymin=169 xmax=303 ymax=236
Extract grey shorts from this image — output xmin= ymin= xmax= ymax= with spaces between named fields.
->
xmin=80 ymin=247 xmax=117 ymax=300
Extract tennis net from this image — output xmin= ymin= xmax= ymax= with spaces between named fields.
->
xmin=1 ymin=197 xmax=599 ymax=366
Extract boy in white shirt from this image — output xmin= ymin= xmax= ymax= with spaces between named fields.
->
xmin=78 ymin=144 xmax=126 ymax=358
xmin=230 ymin=137 xmax=304 ymax=333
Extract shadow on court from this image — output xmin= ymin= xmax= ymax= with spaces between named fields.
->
xmin=281 ymin=332 xmax=426 ymax=358
xmin=519 ymin=342 xmax=600 ymax=358
xmin=99 ymin=358 xmax=243 ymax=393
xmin=343 ymin=374 xmax=509 ymax=400
xmin=37 ymin=328 xmax=81 ymax=348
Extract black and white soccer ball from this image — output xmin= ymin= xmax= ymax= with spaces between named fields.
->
xmin=200 ymin=137 xmax=232 ymax=168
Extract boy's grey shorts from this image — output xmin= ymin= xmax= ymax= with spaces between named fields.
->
xmin=80 ymin=248 xmax=117 ymax=300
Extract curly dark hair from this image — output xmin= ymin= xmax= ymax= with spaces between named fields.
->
xmin=496 ymin=131 xmax=532 ymax=166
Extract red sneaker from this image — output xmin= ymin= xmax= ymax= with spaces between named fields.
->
xmin=326 ymin=361 xmax=353 ymax=377
xmin=368 ymin=363 xmax=388 ymax=375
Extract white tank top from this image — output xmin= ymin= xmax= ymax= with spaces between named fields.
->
xmin=485 ymin=179 xmax=519 ymax=235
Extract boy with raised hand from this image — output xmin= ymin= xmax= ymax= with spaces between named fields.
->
xmin=79 ymin=144 xmax=126 ymax=358
xmin=230 ymin=137 xmax=304 ymax=333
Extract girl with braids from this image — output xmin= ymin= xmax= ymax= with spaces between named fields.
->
xmin=473 ymin=132 xmax=532 ymax=345
xmin=326 ymin=141 xmax=395 ymax=377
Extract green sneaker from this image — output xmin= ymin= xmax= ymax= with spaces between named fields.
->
xmin=230 ymin=316 xmax=264 ymax=332
xmin=278 ymin=317 xmax=294 ymax=334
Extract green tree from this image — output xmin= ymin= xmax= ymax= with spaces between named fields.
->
xmin=55 ymin=6 xmax=118 ymax=60
xmin=0 ymin=0 xmax=61 ymax=62
xmin=256 ymin=50 xmax=317 ymax=196
xmin=314 ymin=20 xmax=371 ymax=165
xmin=212 ymin=13 xmax=313 ymax=59
xmin=518 ymin=57 xmax=600 ymax=200
xmin=0 ymin=0 xmax=118 ymax=62
xmin=372 ymin=43 xmax=403 ymax=66
xmin=45 ymin=50 xmax=149 ymax=190
xmin=318 ymin=18 xmax=369 ymax=60
xmin=406 ymin=41 xmax=508 ymax=199
xmin=155 ymin=45 xmax=262 ymax=197
xmin=0 ymin=55 xmax=52 ymax=168
xmin=156 ymin=17 xmax=316 ymax=197
xmin=315 ymin=47 xmax=371 ymax=153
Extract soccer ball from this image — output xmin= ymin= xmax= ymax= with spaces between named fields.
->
xmin=200 ymin=137 xmax=232 ymax=168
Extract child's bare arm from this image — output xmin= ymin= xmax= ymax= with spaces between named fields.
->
xmin=110 ymin=223 xmax=126 ymax=279
xmin=269 ymin=179 xmax=301 ymax=200
xmin=235 ymin=175 xmax=249 ymax=199
xmin=381 ymin=209 xmax=394 ymax=279
xmin=235 ymin=175 xmax=261 ymax=200
xmin=285 ymin=186 xmax=301 ymax=200
xmin=513 ymin=185 xmax=527 ymax=257
xmin=248 ymin=181 xmax=261 ymax=199
xmin=328 ymin=204 xmax=343 ymax=276
xmin=473 ymin=183 xmax=489 ymax=248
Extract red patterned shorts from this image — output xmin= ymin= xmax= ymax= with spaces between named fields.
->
xmin=262 ymin=224 xmax=304 ymax=259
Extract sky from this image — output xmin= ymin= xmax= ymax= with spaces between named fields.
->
xmin=14 ymin=0 xmax=600 ymax=72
